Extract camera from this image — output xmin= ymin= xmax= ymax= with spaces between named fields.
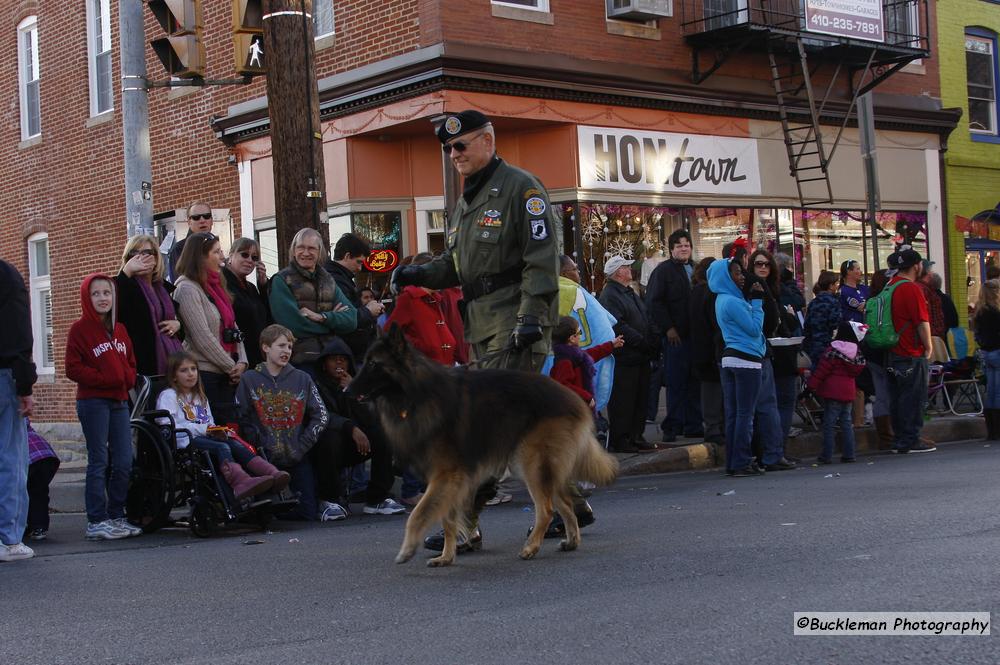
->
xmin=223 ymin=328 xmax=245 ymax=344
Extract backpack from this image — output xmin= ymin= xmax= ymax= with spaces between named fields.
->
xmin=864 ymin=280 xmax=907 ymax=350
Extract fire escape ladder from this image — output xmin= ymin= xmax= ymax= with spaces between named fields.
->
xmin=767 ymin=36 xmax=834 ymax=207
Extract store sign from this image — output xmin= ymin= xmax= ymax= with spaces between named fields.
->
xmin=364 ymin=248 xmax=399 ymax=273
xmin=577 ymin=126 xmax=761 ymax=196
xmin=804 ymin=0 xmax=884 ymax=43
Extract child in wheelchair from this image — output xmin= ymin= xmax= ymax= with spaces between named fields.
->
xmin=156 ymin=351 xmax=289 ymax=500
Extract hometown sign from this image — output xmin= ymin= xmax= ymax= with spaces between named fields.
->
xmin=804 ymin=0 xmax=884 ymax=43
xmin=577 ymin=126 xmax=761 ymax=196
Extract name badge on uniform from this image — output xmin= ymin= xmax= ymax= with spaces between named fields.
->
xmin=480 ymin=210 xmax=503 ymax=227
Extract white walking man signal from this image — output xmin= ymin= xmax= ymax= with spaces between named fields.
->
xmin=249 ymin=39 xmax=263 ymax=68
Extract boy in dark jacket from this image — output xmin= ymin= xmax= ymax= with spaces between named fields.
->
xmin=313 ymin=339 xmax=406 ymax=518
xmin=236 ymin=324 xmax=329 ymax=520
xmin=807 ymin=321 xmax=867 ymax=463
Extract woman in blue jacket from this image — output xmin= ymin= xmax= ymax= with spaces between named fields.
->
xmin=708 ymin=257 xmax=767 ymax=476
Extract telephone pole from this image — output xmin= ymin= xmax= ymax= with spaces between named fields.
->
xmin=262 ymin=0 xmax=327 ymax=265
xmin=120 ymin=0 xmax=154 ymax=237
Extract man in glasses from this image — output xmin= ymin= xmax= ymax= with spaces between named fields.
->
xmin=391 ymin=110 xmax=590 ymax=553
xmin=324 ymin=233 xmax=385 ymax=363
xmin=168 ymin=201 xmax=214 ymax=282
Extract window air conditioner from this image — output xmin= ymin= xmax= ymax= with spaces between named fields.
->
xmin=607 ymin=0 xmax=673 ymax=20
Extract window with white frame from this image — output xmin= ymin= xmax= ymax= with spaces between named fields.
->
xmin=86 ymin=0 xmax=113 ymax=116
xmin=17 ymin=16 xmax=40 ymax=139
xmin=28 ymin=233 xmax=54 ymax=372
xmin=967 ymin=33 xmax=998 ymax=135
xmin=492 ymin=0 xmax=549 ymax=11
xmin=314 ymin=0 xmax=334 ymax=38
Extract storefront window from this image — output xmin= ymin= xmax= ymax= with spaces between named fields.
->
xmin=327 ymin=211 xmax=403 ymax=295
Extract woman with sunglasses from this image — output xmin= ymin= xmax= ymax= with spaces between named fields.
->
xmin=224 ymin=238 xmax=271 ymax=367
xmin=839 ymin=259 xmax=869 ymax=324
xmin=115 ymin=235 xmax=183 ymax=376
xmin=174 ymin=233 xmax=248 ymax=427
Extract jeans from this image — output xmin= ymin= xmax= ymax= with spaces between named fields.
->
xmin=661 ymin=339 xmax=703 ymax=436
xmin=77 ymin=398 xmax=132 ymax=524
xmin=821 ymin=399 xmax=856 ymax=461
xmin=869 ymin=360 xmax=891 ymax=419
xmin=201 ymin=371 xmax=238 ymax=429
xmin=753 ymin=359 xmax=785 ymax=465
xmin=700 ymin=380 xmax=724 ymax=444
xmin=983 ymin=349 xmax=1000 ymax=409
xmin=887 ymin=354 xmax=929 ymax=451
xmin=720 ymin=365 xmax=762 ymax=471
xmin=774 ymin=374 xmax=798 ymax=442
xmin=401 ymin=468 xmax=425 ymax=499
xmin=0 ymin=370 xmax=28 ymax=545
xmin=189 ymin=436 xmax=253 ymax=466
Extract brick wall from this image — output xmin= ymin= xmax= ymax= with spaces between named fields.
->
xmin=935 ymin=0 xmax=1000 ymax=324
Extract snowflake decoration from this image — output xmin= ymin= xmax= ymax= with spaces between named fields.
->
xmin=605 ymin=236 xmax=634 ymax=260
xmin=581 ymin=217 xmax=604 ymax=243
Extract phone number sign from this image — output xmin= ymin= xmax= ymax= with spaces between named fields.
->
xmin=804 ymin=0 xmax=884 ymax=43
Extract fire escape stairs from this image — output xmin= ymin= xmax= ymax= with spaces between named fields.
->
xmin=766 ymin=35 xmax=834 ymax=207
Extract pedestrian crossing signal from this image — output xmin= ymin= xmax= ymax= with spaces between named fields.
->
xmin=233 ymin=0 xmax=265 ymax=76
xmin=146 ymin=0 xmax=205 ymax=78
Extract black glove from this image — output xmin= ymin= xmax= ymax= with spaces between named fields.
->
xmin=390 ymin=265 xmax=424 ymax=295
xmin=511 ymin=314 xmax=543 ymax=351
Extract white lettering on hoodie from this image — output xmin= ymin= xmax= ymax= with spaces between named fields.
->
xmin=92 ymin=339 xmax=127 ymax=358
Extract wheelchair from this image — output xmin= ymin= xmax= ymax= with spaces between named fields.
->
xmin=125 ymin=375 xmax=297 ymax=537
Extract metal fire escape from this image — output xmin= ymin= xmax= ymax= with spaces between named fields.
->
xmin=679 ymin=0 xmax=930 ymax=208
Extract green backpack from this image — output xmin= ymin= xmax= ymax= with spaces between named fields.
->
xmin=864 ymin=280 xmax=907 ymax=350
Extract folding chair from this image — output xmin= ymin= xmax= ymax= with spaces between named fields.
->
xmin=928 ymin=356 xmax=984 ymax=416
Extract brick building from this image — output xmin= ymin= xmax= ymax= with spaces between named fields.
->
xmin=2 ymin=0 xmax=956 ymax=431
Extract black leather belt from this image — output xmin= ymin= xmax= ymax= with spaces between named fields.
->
xmin=462 ymin=263 xmax=524 ymax=303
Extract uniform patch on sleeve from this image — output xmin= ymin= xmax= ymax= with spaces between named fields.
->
xmin=523 ymin=188 xmax=542 ymax=199
xmin=530 ymin=218 xmax=549 ymax=241
xmin=525 ymin=197 xmax=546 ymax=216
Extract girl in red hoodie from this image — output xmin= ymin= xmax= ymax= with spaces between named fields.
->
xmin=65 ymin=274 xmax=141 ymax=541
xmin=807 ymin=321 xmax=867 ymax=464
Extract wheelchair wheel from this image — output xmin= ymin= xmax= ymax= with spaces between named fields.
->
xmin=190 ymin=498 xmax=217 ymax=538
xmin=126 ymin=420 xmax=175 ymax=533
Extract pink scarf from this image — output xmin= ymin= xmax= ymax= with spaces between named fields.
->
xmin=205 ymin=270 xmax=238 ymax=354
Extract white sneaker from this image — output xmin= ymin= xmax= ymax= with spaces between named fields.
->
xmin=85 ymin=520 xmax=130 ymax=541
xmin=363 ymin=498 xmax=406 ymax=515
xmin=0 ymin=542 xmax=34 ymax=562
xmin=318 ymin=501 xmax=348 ymax=522
xmin=111 ymin=518 xmax=143 ymax=537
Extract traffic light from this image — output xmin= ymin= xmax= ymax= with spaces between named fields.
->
xmin=147 ymin=0 xmax=205 ymax=78
xmin=233 ymin=0 xmax=265 ymax=77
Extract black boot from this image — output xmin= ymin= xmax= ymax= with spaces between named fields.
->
xmin=987 ymin=409 xmax=999 ymax=441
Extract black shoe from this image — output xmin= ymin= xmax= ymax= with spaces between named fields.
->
xmin=840 ymin=457 xmax=856 ymax=463
xmin=817 ymin=457 xmax=833 ymax=464
xmin=731 ymin=465 xmax=764 ymax=477
xmin=660 ymin=433 xmax=677 ymax=443
xmin=909 ymin=443 xmax=937 ymax=453
xmin=764 ymin=458 xmax=797 ymax=471
xmin=528 ymin=503 xmax=596 ymax=539
xmin=683 ymin=430 xmax=705 ymax=439
xmin=634 ymin=439 xmax=659 ymax=452
xmin=893 ymin=447 xmax=910 ymax=454
xmin=423 ymin=527 xmax=482 ymax=553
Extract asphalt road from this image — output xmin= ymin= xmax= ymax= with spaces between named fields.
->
xmin=3 ymin=440 xmax=999 ymax=665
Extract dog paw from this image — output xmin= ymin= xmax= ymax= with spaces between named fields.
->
xmin=427 ymin=555 xmax=454 ymax=567
xmin=395 ymin=549 xmax=415 ymax=564
xmin=558 ymin=539 xmax=578 ymax=552
xmin=519 ymin=546 xmax=539 ymax=560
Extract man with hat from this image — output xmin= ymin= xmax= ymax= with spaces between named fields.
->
xmin=885 ymin=247 xmax=936 ymax=454
xmin=391 ymin=110 xmax=573 ymax=552
xmin=599 ymin=256 xmax=659 ymax=453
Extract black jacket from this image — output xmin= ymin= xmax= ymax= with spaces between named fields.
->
xmin=0 ymin=261 xmax=37 ymax=396
xmin=115 ymin=271 xmax=182 ymax=377
xmin=937 ymin=289 xmax=959 ymax=330
xmin=314 ymin=338 xmax=380 ymax=438
xmin=779 ymin=269 xmax=806 ymax=313
xmin=974 ymin=306 xmax=1000 ymax=351
xmin=689 ymin=282 xmax=720 ymax=383
xmin=224 ymin=268 xmax=271 ymax=367
xmin=598 ymin=280 xmax=657 ymax=365
xmin=324 ymin=259 xmax=378 ymax=361
xmin=645 ymin=258 xmax=694 ymax=339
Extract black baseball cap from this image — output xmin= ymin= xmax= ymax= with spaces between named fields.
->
xmin=436 ymin=110 xmax=491 ymax=143
xmin=888 ymin=248 xmax=922 ymax=271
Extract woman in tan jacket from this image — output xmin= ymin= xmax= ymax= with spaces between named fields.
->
xmin=174 ymin=233 xmax=248 ymax=426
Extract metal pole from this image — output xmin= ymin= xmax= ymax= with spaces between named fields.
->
xmin=119 ymin=0 xmax=154 ymax=237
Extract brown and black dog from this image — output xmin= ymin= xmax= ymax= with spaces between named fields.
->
xmin=347 ymin=325 xmax=618 ymax=567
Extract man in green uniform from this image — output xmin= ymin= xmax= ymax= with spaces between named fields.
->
xmin=392 ymin=110 xmax=592 ymax=552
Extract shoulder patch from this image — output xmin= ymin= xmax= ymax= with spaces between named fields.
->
xmin=525 ymin=197 xmax=546 ymax=216
xmin=523 ymin=188 xmax=542 ymax=200
xmin=530 ymin=218 xmax=549 ymax=241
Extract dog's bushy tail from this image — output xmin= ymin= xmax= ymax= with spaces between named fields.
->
xmin=574 ymin=430 xmax=618 ymax=487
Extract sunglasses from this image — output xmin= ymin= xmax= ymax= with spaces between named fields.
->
xmin=189 ymin=213 xmax=213 ymax=221
xmin=129 ymin=249 xmax=158 ymax=258
xmin=753 ymin=260 xmax=770 ymax=268
xmin=238 ymin=251 xmax=261 ymax=262
xmin=442 ymin=131 xmax=485 ymax=155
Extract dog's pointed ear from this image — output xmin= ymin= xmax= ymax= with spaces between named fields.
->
xmin=386 ymin=323 xmax=408 ymax=356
